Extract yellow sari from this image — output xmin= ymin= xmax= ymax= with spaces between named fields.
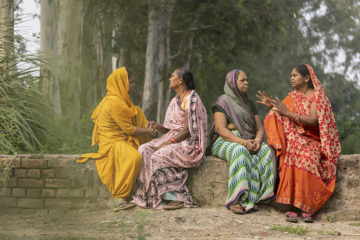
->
xmin=77 ymin=67 xmax=151 ymax=199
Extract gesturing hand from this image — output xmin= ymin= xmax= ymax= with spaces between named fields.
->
xmin=271 ymin=97 xmax=290 ymax=116
xmin=256 ymin=91 xmax=274 ymax=109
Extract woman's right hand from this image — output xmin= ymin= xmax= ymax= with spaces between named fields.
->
xmin=256 ymin=91 xmax=274 ymax=109
xmin=242 ymin=139 xmax=256 ymax=153
xmin=146 ymin=121 xmax=156 ymax=129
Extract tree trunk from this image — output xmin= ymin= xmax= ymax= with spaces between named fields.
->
xmin=143 ymin=0 xmax=176 ymax=121
xmin=57 ymin=0 xmax=83 ymax=124
xmin=156 ymin=0 xmax=176 ymax=123
xmin=40 ymin=0 xmax=61 ymax=115
xmin=142 ymin=9 xmax=161 ymax=120
xmin=0 ymin=0 xmax=14 ymax=69
xmin=94 ymin=10 xmax=113 ymax=101
xmin=79 ymin=0 xmax=101 ymax=115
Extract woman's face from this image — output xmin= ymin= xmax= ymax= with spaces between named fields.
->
xmin=128 ymin=77 xmax=135 ymax=94
xmin=169 ymin=70 xmax=182 ymax=90
xmin=237 ymin=71 xmax=248 ymax=94
xmin=290 ymin=68 xmax=309 ymax=90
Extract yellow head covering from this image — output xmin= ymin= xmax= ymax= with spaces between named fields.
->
xmin=91 ymin=67 xmax=138 ymax=145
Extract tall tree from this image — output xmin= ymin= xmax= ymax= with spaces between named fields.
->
xmin=40 ymin=0 xmax=61 ymax=115
xmin=142 ymin=0 xmax=165 ymax=121
xmin=57 ymin=0 xmax=83 ymax=124
xmin=0 ymin=0 xmax=14 ymax=64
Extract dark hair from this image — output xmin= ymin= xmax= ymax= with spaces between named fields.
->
xmin=294 ymin=64 xmax=314 ymax=89
xmin=176 ymin=68 xmax=195 ymax=90
xmin=126 ymin=68 xmax=133 ymax=79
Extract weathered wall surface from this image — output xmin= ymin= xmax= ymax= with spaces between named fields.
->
xmin=0 ymin=154 xmax=110 ymax=210
xmin=0 ymin=154 xmax=359 ymax=219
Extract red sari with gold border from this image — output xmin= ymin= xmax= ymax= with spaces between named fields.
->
xmin=264 ymin=65 xmax=341 ymax=214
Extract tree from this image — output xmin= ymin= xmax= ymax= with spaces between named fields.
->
xmin=40 ymin=0 xmax=61 ymax=115
xmin=142 ymin=0 xmax=176 ymax=121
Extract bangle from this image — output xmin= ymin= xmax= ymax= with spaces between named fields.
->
xmin=170 ymin=138 xmax=178 ymax=143
xmin=255 ymin=138 xmax=260 ymax=142
xmin=297 ymin=113 xmax=300 ymax=122
xmin=243 ymin=140 xmax=247 ymax=147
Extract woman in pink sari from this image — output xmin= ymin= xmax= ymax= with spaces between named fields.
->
xmin=132 ymin=68 xmax=207 ymax=210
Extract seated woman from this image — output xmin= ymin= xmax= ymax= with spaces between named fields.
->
xmin=132 ymin=68 xmax=207 ymax=210
xmin=257 ymin=64 xmax=341 ymax=223
xmin=77 ymin=67 xmax=155 ymax=211
xmin=209 ymin=69 xmax=276 ymax=214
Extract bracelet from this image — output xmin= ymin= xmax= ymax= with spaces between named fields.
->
xmin=296 ymin=113 xmax=300 ymax=122
xmin=170 ymin=138 xmax=178 ymax=143
xmin=254 ymin=138 xmax=260 ymax=143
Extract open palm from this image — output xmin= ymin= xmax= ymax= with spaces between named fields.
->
xmin=256 ymin=91 xmax=274 ymax=108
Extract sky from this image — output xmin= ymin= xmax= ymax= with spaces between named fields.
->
xmin=15 ymin=0 xmax=40 ymax=54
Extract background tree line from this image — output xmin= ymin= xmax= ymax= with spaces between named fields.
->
xmin=0 ymin=0 xmax=359 ymax=154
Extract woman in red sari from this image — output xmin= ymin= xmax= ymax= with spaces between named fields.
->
xmin=257 ymin=64 xmax=341 ymax=223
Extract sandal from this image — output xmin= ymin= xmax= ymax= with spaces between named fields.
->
xmin=163 ymin=201 xmax=184 ymax=210
xmin=301 ymin=212 xmax=314 ymax=223
xmin=229 ymin=204 xmax=245 ymax=215
xmin=113 ymin=201 xmax=136 ymax=212
xmin=285 ymin=211 xmax=299 ymax=223
xmin=244 ymin=204 xmax=259 ymax=214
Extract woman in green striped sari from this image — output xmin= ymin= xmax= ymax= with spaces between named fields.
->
xmin=209 ymin=69 xmax=275 ymax=214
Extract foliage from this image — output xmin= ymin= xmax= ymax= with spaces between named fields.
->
xmin=0 ymin=160 xmax=13 ymax=191
xmin=41 ymin=113 xmax=97 ymax=154
xmin=270 ymin=225 xmax=309 ymax=235
xmin=7 ymin=0 xmax=360 ymax=154
xmin=0 ymin=51 xmax=48 ymax=154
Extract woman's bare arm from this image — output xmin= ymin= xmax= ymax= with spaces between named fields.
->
xmin=214 ymin=112 xmax=253 ymax=150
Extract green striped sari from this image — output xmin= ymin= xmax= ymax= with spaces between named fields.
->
xmin=211 ymin=130 xmax=275 ymax=211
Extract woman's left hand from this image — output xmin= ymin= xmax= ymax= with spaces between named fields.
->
xmin=251 ymin=139 xmax=261 ymax=154
xmin=271 ymin=97 xmax=290 ymax=116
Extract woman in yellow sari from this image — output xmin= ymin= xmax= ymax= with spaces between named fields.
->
xmin=77 ymin=67 xmax=154 ymax=210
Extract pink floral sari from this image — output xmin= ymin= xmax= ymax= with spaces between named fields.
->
xmin=132 ymin=90 xmax=207 ymax=209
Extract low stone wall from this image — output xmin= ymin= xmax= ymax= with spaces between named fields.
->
xmin=0 ymin=154 xmax=359 ymax=218
xmin=189 ymin=154 xmax=360 ymax=220
xmin=0 ymin=154 xmax=110 ymax=211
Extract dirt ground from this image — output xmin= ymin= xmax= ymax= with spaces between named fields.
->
xmin=1 ymin=206 xmax=360 ymax=240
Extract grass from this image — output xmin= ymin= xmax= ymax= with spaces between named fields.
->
xmin=349 ymin=222 xmax=360 ymax=227
xmin=317 ymin=229 xmax=337 ymax=236
xmin=0 ymin=160 xmax=13 ymax=191
xmin=102 ymin=209 xmax=151 ymax=240
xmin=270 ymin=225 xmax=309 ymax=235
xmin=326 ymin=214 xmax=335 ymax=222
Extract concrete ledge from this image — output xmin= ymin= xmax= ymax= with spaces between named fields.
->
xmin=0 ymin=154 xmax=359 ymax=219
